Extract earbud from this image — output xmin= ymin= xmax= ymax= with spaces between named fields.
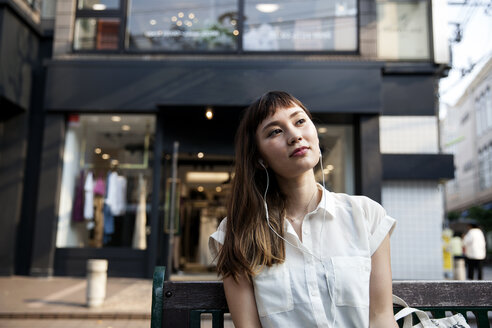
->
xmin=258 ymin=158 xmax=266 ymax=169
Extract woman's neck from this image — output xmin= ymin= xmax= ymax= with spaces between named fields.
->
xmin=277 ymin=170 xmax=320 ymax=222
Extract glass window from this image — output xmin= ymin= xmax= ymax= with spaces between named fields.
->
xmin=243 ymin=0 xmax=357 ymax=51
xmin=78 ymin=0 xmax=120 ymax=10
xmin=315 ymin=124 xmax=354 ymax=194
xmin=377 ymin=0 xmax=430 ymax=60
xmin=126 ymin=0 xmax=238 ymax=51
xmin=74 ymin=18 xmax=120 ymax=50
xmin=56 ymin=114 xmax=155 ymax=249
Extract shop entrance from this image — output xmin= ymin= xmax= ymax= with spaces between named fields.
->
xmin=160 ymin=108 xmax=356 ymax=278
xmin=160 ymin=106 xmax=241 ymax=277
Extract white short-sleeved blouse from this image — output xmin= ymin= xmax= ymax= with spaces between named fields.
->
xmin=209 ymin=185 xmax=396 ymax=328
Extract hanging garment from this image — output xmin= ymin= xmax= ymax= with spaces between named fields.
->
xmin=83 ymin=171 xmax=94 ymax=220
xmin=93 ymin=176 xmax=106 ymax=196
xmin=92 ymin=195 xmax=104 ymax=248
xmin=112 ymin=175 xmax=127 ymax=216
xmin=133 ymin=174 xmax=147 ymax=250
xmin=72 ymin=171 xmax=85 ymax=222
xmin=199 ymin=209 xmax=219 ymax=266
xmin=103 ymin=171 xmax=116 ymax=244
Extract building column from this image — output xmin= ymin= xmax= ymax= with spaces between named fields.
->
xmin=30 ymin=114 xmax=65 ymax=277
xmin=356 ymin=114 xmax=382 ymax=203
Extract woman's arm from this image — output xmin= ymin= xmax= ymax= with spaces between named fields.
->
xmin=223 ymin=274 xmax=262 ymax=328
xmin=369 ymin=234 xmax=398 ymax=328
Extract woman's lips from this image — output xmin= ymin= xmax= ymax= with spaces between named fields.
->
xmin=290 ymin=146 xmax=309 ymax=157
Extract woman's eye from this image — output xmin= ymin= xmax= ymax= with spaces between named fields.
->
xmin=296 ymin=118 xmax=306 ymax=125
xmin=268 ymin=129 xmax=282 ymax=137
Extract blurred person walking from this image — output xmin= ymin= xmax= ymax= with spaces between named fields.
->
xmin=463 ymin=223 xmax=486 ymax=280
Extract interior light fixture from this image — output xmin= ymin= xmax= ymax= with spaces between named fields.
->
xmin=94 ymin=147 xmax=102 ymax=154
xmin=197 ymin=152 xmax=204 ymax=159
xmin=216 ymin=186 xmax=222 ymax=193
xmin=188 ymin=13 xmax=195 ymax=19
xmin=102 ymin=154 xmax=110 ymax=160
xmin=111 ymin=159 xmax=119 ymax=166
xmin=111 ymin=116 xmax=121 ymax=122
xmin=255 ymin=4 xmax=279 ymax=13
xmin=197 ymin=186 xmax=204 ymax=192
xmin=92 ymin=3 xmax=106 ymax=10
xmin=233 ymin=30 xmax=239 ymax=36
xmin=318 ymin=127 xmax=328 ymax=134
xmin=178 ymin=12 xmax=184 ymax=18
xmin=327 ymin=164 xmax=334 ymax=170
xmin=205 ymin=107 xmax=214 ymax=120
xmin=150 ymin=19 xmax=157 ymax=25
xmin=187 ymin=172 xmax=229 ymax=183
xmin=176 ymin=21 xmax=183 ymax=26
xmin=122 ymin=124 xmax=131 ymax=131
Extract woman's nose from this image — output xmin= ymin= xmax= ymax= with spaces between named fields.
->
xmin=288 ymin=134 xmax=302 ymax=144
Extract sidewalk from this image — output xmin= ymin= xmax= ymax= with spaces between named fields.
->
xmin=0 ymin=272 xmax=222 ymax=328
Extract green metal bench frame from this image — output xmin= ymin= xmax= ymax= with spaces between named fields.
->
xmin=151 ymin=266 xmax=492 ymax=328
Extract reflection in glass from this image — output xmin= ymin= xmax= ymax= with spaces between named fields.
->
xmin=74 ymin=18 xmax=120 ymax=50
xmin=243 ymin=0 xmax=357 ymax=51
xmin=126 ymin=0 xmax=238 ymax=51
xmin=78 ymin=0 xmax=119 ymax=10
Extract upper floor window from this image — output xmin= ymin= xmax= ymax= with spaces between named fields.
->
xmin=73 ymin=0 xmax=123 ymax=51
xmin=73 ymin=0 xmax=358 ymax=53
xmin=475 ymin=86 xmax=492 ymax=137
xmin=376 ymin=0 xmax=430 ymax=60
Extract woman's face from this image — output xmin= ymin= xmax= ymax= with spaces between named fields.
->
xmin=255 ymin=105 xmax=320 ymax=180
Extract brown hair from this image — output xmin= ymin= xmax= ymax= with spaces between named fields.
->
xmin=216 ymin=91 xmax=312 ymax=281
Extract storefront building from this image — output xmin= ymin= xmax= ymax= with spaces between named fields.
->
xmin=2 ymin=0 xmax=454 ymax=279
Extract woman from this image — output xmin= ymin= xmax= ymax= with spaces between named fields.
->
xmin=209 ymin=91 xmax=397 ymax=327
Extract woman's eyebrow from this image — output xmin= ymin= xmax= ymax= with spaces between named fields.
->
xmin=261 ymin=110 xmax=304 ymax=133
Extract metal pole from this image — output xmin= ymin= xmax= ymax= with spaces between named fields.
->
xmin=166 ymin=141 xmax=179 ymax=274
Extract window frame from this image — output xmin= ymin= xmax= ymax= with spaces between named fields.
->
xmin=72 ymin=0 xmax=128 ymax=53
xmin=73 ymin=0 xmax=360 ymax=55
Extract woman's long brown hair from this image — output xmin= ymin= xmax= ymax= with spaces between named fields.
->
xmin=215 ymin=91 xmax=312 ymax=282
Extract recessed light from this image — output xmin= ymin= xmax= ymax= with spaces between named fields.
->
xmin=95 ymin=148 xmax=102 ymax=154
xmin=102 ymin=154 xmax=110 ymax=160
xmin=122 ymin=125 xmax=131 ymax=131
xmin=197 ymin=186 xmax=204 ymax=192
xmin=111 ymin=116 xmax=121 ymax=122
xmin=197 ymin=152 xmax=204 ymax=159
xmin=255 ymin=4 xmax=279 ymax=13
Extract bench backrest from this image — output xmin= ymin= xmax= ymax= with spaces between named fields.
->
xmin=151 ymin=266 xmax=492 ymax=328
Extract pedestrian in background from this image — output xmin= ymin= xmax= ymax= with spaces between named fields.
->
xmin=209 ymin=91 xmax=397 ymax=327
xmin=463 ymin=223 xmax=486 ymax=280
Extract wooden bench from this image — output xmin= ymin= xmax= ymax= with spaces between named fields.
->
xmin=150 ymin=266 xmax=492 ymax=328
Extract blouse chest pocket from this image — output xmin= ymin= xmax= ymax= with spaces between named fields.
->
xmin=253 ymin=265 xmax=294 ymax=317
xmin=331 ymin=256 xmax=371 ymax=308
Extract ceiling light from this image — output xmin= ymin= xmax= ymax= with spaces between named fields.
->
xmin=216 ymin=186 xmax=222 ymax=192
xmin=150 ymin=19 xmax=156 ymax=25
xmin=327 ymin=164 xmax=334 ymax=170
xmin=188 ymin=13 xmax=195 ymax=19
xmin=111 ymin=159 xmax=119 ymax=166
xmin=197 ymin=186 xmax=204 ymax=192
xmin=172 ymin=16 xmax=177 ymax=22
xmin=187 ymin=172 xmax=229 ymax=183
xmin=233 ymin=30 xmax=239 ymax=36
xmin=178 ymin=12 xmax=184 ymax=18
xmin=197 ymin=152 xmax=204 ymax=159
xmin=122 ymin=124 xmax=131 ymax=131
xmin=94 ymin=147 xmax=102 ymax=154
xmin=205 ymin=107 xmax=213 ymax=120
xmin=255 ymin=4 xmax=279 ymax=13
xmin=111 ymin=116 xmax=121 ymax=122
xmin=176 ymin=21 xmax=182 ymax=26
xmin=92 ymin=4 xmax=106 ymax=10
xmin=102 ymin=154 xmax=110 ymax=160
xmin=318 ymin=127 xmax=328 ymax=134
